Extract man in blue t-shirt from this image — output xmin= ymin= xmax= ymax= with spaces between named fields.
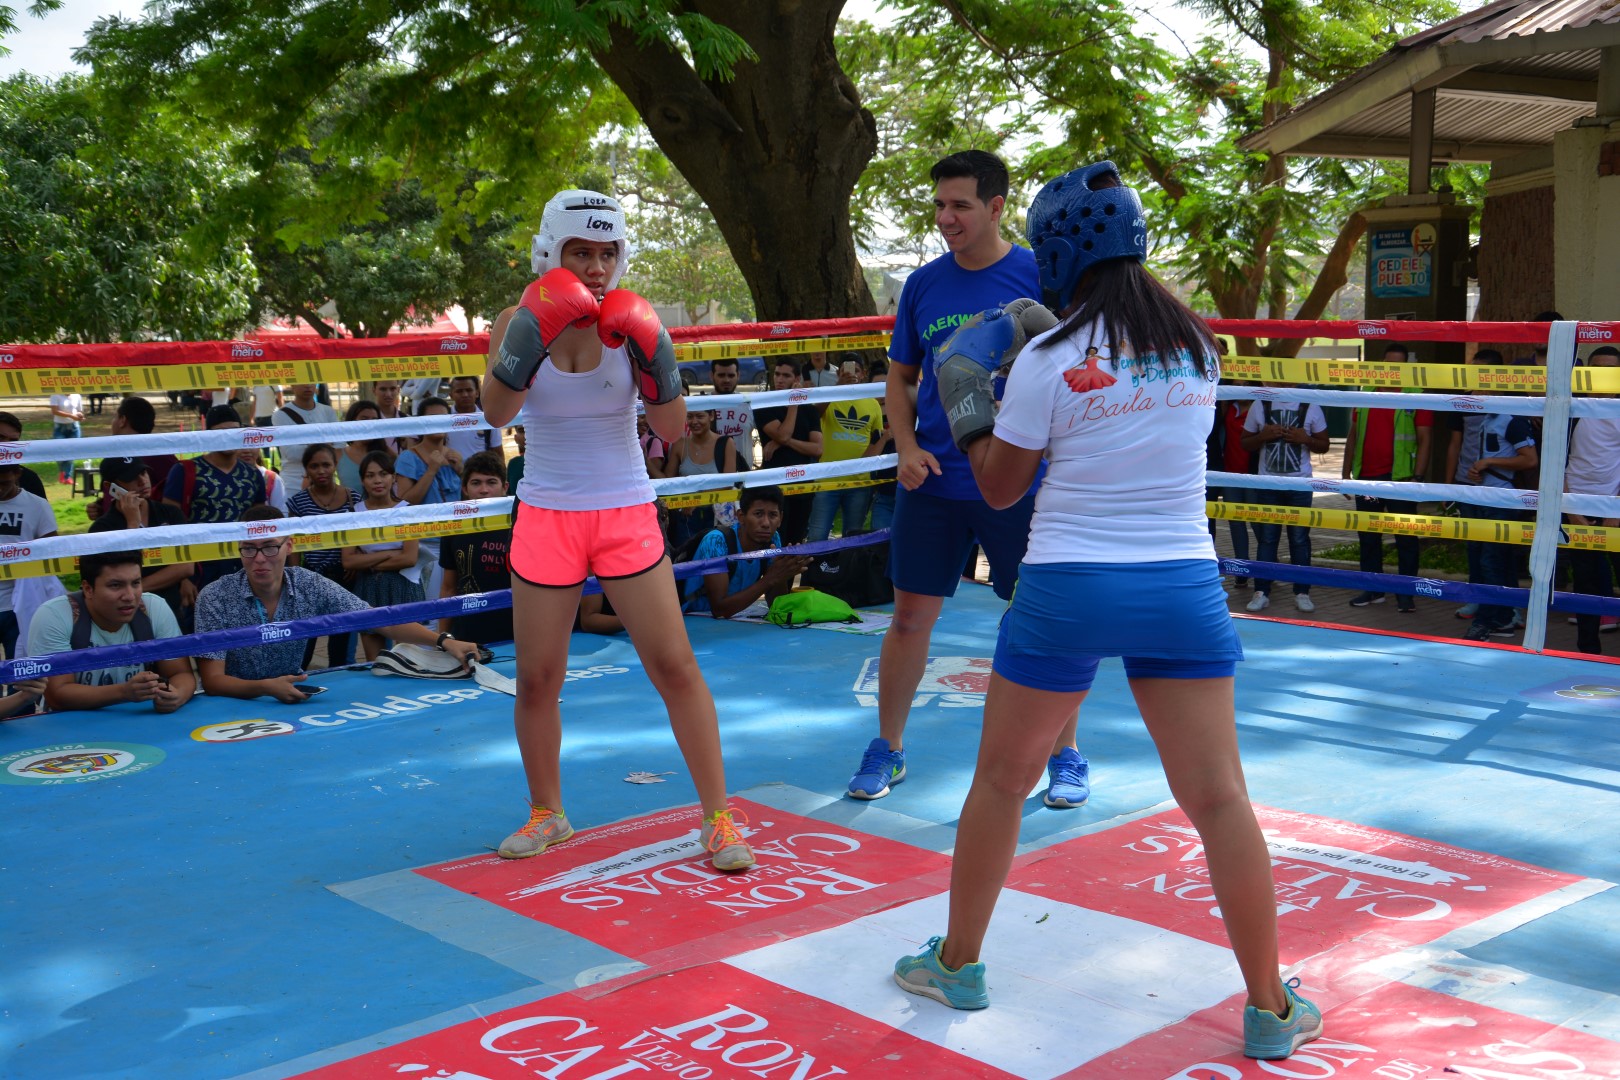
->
xmin=847 ymin=150 xmax=1090 ymax=809
xmin=684 ymin=487 xmax=809 ymax=619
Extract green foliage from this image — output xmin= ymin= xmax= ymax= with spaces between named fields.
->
xmin=0 ymin=74 xmax=259 ymax=343
xmin=842 ymin=2 xmax=1166 ymax=260
xmin=594 ymin=132 xmax=753 ymax=323
xmin=0 ymin=1 xmax=61 ymax=59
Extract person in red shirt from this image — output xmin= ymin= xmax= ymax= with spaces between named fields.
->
xmin=1207 ymin=378 xmax=1257 ymax=587
xmin=1342 ymin=343 xmax=1432 ymax=612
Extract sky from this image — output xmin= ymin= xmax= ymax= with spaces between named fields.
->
xmin=0 ymin=0 xmax=1227 ymax=80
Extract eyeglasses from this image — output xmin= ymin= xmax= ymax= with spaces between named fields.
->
xmin=238 ymin=542 xmax=286 ymax=560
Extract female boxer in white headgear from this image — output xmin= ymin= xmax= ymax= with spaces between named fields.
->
xmin=892 ymin=162 xmax=1323 ymax=1061
xmin=480 ymin=188 xmax=754 ymax=873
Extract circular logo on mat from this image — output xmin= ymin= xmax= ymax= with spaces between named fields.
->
xmin=0 ymin=742 xmax=165 ymax=786
xmin=191 ymin=720 xmax=299 ymax=743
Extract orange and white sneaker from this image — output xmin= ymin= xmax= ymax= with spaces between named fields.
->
xmin=498 ymin=803 xmax=574 ymax=859
xmin=701 ymin=807 xmax=756 ymax=872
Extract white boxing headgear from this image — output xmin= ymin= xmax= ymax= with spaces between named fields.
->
xmin=529 ymin=189 xmax=631 ymax=289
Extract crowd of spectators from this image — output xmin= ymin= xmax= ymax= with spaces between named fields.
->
xmin=1 ymin=359 xmax=894 ymax=718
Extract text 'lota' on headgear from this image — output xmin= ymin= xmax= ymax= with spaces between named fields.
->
xmin=1025 ymin=160 xmax=1147 ymax=304
xmin=530 ymin=189 xmax=632 ymax=290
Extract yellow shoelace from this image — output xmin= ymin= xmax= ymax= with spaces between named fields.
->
xmin=705 ymin=807 xmax=749 ymax=852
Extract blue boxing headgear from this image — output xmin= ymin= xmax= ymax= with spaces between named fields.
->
xmin=1026 ymin=160 xmax=1147 ymax=304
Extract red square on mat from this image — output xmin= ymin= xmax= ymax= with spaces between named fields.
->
xmin=293 ymin=963 xmax=1008 ymax=1079
xmin=1007 ymin=806 xmax=1584 ymax=966
xmin=1067 ymin=979 xmax=1620 ymax=1078
xmin=416 ymin=798 xmax=951 ymax=965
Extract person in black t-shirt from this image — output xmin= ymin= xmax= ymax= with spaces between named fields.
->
xmin=754 ymin=358 xmax=823 ymax=543
xmin=438 ymin=450 xmax=514 ymax=644
xmin=88 ymin=456 xmax=197 ymax=626
xmin=0 ymin=412 xmax=47 ymax=499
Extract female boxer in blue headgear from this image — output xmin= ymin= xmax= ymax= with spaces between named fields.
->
xmin=892 ymin=162 xmax=1323 ymax=1060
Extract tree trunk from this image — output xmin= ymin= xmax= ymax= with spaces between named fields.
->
xmin=594 ymin=1 xmax=879 ymax=320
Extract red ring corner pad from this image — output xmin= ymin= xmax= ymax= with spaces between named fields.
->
xmin=291 ymin=964 xmax=1001 ymax=1080
xmin=413 ymin=798 xmax=951 ymax=967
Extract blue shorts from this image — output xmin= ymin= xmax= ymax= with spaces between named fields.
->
xmin=888 ymin=487 xmax=1037 ymax=600
xmin=995 ymin=559 xmax=1243 ymax=693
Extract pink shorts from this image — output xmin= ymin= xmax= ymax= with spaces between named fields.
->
xmin=510 ymin=501 xmax=666 ymax=588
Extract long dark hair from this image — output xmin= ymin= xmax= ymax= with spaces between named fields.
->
xmin=1038 ymin=260 xmax=1216 ymax=376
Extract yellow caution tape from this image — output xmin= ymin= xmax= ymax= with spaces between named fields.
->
xmin=1208 ymin=500 xmax=1620 ymax=551
xmin=0 ymin=476 xmax=893 ymax=579
xmin=0 ymin=355 xmax=490 ymax=396
xmin=659 ymin=475 xmax=887 ymax=509
xmin=673 ymin=334 xmax=892 ymax=362
xmin=1223 ymin=356 xmax=1620 ymax=394
xmin=0 ymin=515 xmax=512 ymax=582
xmin=0 ymin=334 xmax=898 ymax=395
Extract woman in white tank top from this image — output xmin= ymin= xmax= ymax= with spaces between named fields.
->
xmin=479 ymin=189 xmax=754 ymax=875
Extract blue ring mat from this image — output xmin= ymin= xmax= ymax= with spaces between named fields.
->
xmin=3 ymin=586 xmax=1618 ymax=1078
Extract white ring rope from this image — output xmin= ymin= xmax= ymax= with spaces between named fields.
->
xmin=1218 ymin=385 xmax=1620 ymax=419
xmin=3 ymin=454 xmax=900 ymax=562
xmin=0 ymin=384 xmax=891 ymax=464
xmin=1206 ymin=471 xmax=1620 ymax=517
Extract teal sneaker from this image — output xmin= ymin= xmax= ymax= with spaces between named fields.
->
xmin=1244 ymin=977 xmax=1324 ymax=1059
xmin=847 ymin=737 xmax=906 ymax=800
xmin=893 ymin=935 xmax=988 ymax=1010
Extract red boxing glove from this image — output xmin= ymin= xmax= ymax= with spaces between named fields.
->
xmin=598 ymin=289 xmax=682 ymax=405
xmin=491 ymin=268 xmax=599 ymax=391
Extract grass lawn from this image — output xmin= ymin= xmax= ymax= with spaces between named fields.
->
xmin=1317 ymin=538 xmax=1471 ymax=574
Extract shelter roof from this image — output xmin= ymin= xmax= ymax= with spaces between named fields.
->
xmin=1239 ymin=0 xmax=1620 ymax=161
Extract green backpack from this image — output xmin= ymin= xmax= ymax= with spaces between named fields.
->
xmin=765 ymin=589 xmax=861 ymax=627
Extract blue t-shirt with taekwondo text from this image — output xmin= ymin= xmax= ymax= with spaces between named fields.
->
xmin=889 ymin=245 xmax=1043 ymax=499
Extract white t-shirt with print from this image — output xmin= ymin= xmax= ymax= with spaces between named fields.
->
xmin=1242 ymin=400 xmax=1328 ymax=477
xmin=0 ymin=489 xmax=58 ymax=611
xmin=712 ymin=403 xmax=754 ymax=467
xmin=994 ymin=319 xmax=1218 ymax=565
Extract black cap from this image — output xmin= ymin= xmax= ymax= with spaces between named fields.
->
xmin=101 ymin=457 xmax=148 ymax=484
xmin=205 ymin=404 xmax=242 ymax=430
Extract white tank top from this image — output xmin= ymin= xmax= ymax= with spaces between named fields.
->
xmin=515 ymin=346 xmax=656 ymax=511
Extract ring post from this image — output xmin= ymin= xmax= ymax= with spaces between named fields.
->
xmin=1522 ymin=320 xmax=1577 ymax=653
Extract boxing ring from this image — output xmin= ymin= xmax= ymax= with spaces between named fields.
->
xmin=2 ymin=319 xmax=1619 ymax=1078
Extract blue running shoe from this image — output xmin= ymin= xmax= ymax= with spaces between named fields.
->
xmin=1043 ymin=746 xmax=1090 ymax=808
xmin=1243 ymin=977 xmax=1323 ymax=1059
xmin=847 ymin=737 xmax=906 ymax=800
xmin=893 ymin=936 xmax=988 ymax=1010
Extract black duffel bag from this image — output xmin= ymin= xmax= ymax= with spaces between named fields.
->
xmin=800 ymin=532 xmax=893 ymax=608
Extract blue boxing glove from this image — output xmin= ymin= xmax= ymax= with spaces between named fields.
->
xmin=934 ymin=299 xmax=1057 ymax=451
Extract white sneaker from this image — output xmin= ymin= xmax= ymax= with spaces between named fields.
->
xmin=1294 ymin=594 xmax=1316 ymax=613
xmin=1245 ymin=593 xmax=1271 ymax=612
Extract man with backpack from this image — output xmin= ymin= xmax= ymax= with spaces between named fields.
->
xmin=163 ymin=405 xmax=268 ymax=586
xmin=1240 ymin=394 xmax=1330 ymax=613
xmin=26 ymin=549 xmax=195 ymax=713
xmin=271 ymin=383 xmax=341 ymax=492
xmin=682 ymin=486 xmax=809 ymax=618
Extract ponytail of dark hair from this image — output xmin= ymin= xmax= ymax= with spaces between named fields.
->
xmin=1037 ymin=260 xmax=1217 ymax=375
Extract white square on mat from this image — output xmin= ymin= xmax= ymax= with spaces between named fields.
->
xmin=725 ymin=888 xmax=1243 ymax=1080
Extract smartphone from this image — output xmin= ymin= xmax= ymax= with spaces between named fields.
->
xmin=298 ymin=685 xmax=329 ymax=698
xmin=109 ymin=482 xmax=130 ymax=499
